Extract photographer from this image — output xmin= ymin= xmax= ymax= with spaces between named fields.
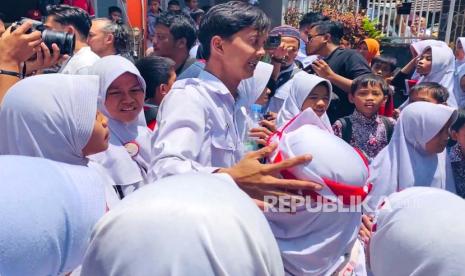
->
xmin=0 ymin=21 xmax=42 ymax=104
xmin=46 ymin=4 xmax=99 ymax=74
xmin=266 ymin=25 xmax=302 ymax=113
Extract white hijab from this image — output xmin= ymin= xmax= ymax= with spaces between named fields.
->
xmin=89 ymin=55 xmax=155 ymax=186
xmin=0 ymin=74 xmax=98 ymax=165
xmin=419 ymin=46 xmax=457 ymax=107
xmin=456 ymin=37 xmax=465 ymax=67
xmin=410 ymin=40 xmax=448 ymax=81
xmin=80 ymin=173 xmax=284 ymax=276
xmin=455 ymin=63 xmax=465 ymax=108
xmin=370 ymin=187 xmax=465 ymax=276
xmin=266 ymin=111 xmax=371 ymax=275
xmin=0 ymin=155 xmax=106 ymax=276
xmin=367 ymin=102 xmax=457 ymax=211
xmin=276 ymin=72 xmax=333 ymax=132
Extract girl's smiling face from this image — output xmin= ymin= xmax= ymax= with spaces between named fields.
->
xmin=105 ymin=72 xmax=145 ymax=123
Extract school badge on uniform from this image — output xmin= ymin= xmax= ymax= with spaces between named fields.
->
xmin=124 ymin=142 xmax=139 ymax=158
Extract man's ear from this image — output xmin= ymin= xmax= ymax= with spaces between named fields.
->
xmin=105 ymin=33 xmax=114 ymax=45
xmin=159 ymin=84 xmax=169 ymax=95
xmin=323 ymin=33 xmax=331 ymax=44
xmin=175 ymin=37 xmax=187 ymax=49
xmin=210 ymin=35 xmax=224 ymax=56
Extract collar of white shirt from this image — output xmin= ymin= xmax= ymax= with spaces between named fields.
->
xmin=198 ymin=70 xmax=233 ymax=96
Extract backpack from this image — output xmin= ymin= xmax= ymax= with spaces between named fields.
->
xmin=339 ymin=116 xmax=394 ymax=144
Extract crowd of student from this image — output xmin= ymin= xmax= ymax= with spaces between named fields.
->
xmin=1 ymin=1 xmax=465 ymax=275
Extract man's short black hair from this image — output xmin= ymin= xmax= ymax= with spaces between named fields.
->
xmin=47 ymin=5 xmax=92 ymax=39
xmin=108 ymin=6 xmax=122 ymax=15
xmin=351 ymin=74 xmax=390 ymax=96
xmin=168 ymin=0 xmax=181 ymax=6
xmin=410 ymin=82 xmax=449 ymax=104
xmin=299 ymin=12 xmax=329 ymax=30
xmin=135 ymin=56 xmax=175 ymax=99
xmin=371 ymin=55 xmax=397 ymax=73
xmin=198 ymin=1 xmax=270 ymax=60
xmin=156 ymin=12 xmax=197 ymax=50
xmin=310 ymin=21 xmax=344 ymax=45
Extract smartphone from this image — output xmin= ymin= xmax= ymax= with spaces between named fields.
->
xmin=265 ymin=35 xmax=281 ymax=50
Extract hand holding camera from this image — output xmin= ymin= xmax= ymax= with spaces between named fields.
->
xmin=0 ymin=21 xmax=42 ymax=66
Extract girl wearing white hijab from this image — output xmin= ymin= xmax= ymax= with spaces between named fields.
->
xmin=416 ymin=45 xmax=458 ymax=107
xmin=410 ymin=39 xmax=448 ymax=57
xmin=455 ymin=63 xmax=465 ymax=108
xmin=0 ymin=74 xmax=119 ymax=208
xmin=80 ymin=173 xmax=284 ymax=276
xmin=0 ymin=155 xmax=106 ymax=276
xmin=455 ymin=37 xmax=465 ymax=67
xmin=89 ymin=55 xmax=155 ymax=198
xmin=266 ymin=110 xmax=372 ymax=275
xmin=367 ymin=102 xmax=457 ymax=211
xmin=276 ymin=72 xmax=333 ymax=132
xmin=370 ymin=187 xmax=465 ymax=276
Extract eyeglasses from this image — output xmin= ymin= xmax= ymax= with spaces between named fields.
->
xmin=307 ymin=33 xmax=324 ymax=41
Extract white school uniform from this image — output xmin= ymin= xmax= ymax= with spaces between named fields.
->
xmin=153 ymin=67 xmax=265 ymax=179
xmin=81 ymin=173 xmax=284 ymax=276
xmin=370 ymin=187 xmax=465 ymax=276
xmin=276 ymin=72 xmax=333 ymax=132
xmin=366 ymin=102 xmax=457 ymax=211
xmin=266 ymin=109 xmax=372 ymax=275
xmin=89 ymin=55 xmax=155 ymax=197
xmin=0 ymin=74 xmax=119 ymax=208
xmin=60 ymin=46 xmax=100 ymax=75
xmin=0 ymin=155 xmax=106 ymax=276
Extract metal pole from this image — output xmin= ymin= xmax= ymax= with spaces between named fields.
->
xmin=446 ymin=0 xmax=458 ymax=44
xmin=387 ymin=0 xmax=393 ymax=36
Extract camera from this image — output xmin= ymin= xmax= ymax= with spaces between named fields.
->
xmin=265 ymin=35 xmax=281 ymax=50
xmin=12 ymin=18 xmax=75 ymax=55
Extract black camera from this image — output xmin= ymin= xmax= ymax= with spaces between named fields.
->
xmin=265 ymin=35 xmax=281 ymax=50
xmin=12 ymin=18 xmax=75 ymax=55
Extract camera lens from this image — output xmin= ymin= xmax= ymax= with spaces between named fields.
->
xmin=41 ymin=30 xmax=76 ymax=55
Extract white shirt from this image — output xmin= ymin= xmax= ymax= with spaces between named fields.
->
xmin=60 ymin=46 xmax=100 ymax=75
xmin=153 ymin=70 xmax=250 ymax=179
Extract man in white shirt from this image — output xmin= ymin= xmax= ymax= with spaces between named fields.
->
xmin=154 ymin=2 xmax=321 ymax=196
xmin=45 ymin=4 xmax=99 ymax=75
xmin=88 ymin=18 xmax=132 ymax=60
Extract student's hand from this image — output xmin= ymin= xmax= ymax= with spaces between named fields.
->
xmin=358 ymin=214 xmax=374 ymax=243
xmin=311 ymin=59 xmax=335 ymax=79
xmin=249 ymin=126 xmax=273 ymax=146
xmin=0 ymin=21 xmax=42 ymax=66
xmin=260 ymin=118 xmax=277 ymax=133
xmin=269 ymin=45 xmax=288 ymax=64
xmin=218 ymin=143 xmax=323 ymax=191
xmin=393 ymin=108 xmax=400 ymax=119
xmin=25 ymin=43 xmax=65 ymax=74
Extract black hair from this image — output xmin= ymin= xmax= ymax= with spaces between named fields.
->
xmin=299 ymin=12 xmax=329 ymax=30
xmin=108 ymin=6 xmax=122 ymax=15
xmin=452 ymin=109 xmax=465 ymax=132
xmin=0 ymin=12 xmax=5 ymax=22
xmin=198 ymin=1 xmax=270 ymax=60
xmin=190 ymin=9 xmax=205 ymax=22
xmin=136 ymin=56 xmax=175 ymax=99
xmin=47 ymin=5 xmax=92 ymax=39
xmin=351 ymin=74 xmax=390 ymax=96
xmin=310 ymin=21 xmax=344 ymax=45
xmin=168 ymin=0 xmax=181 ymax=6
xmin=156 ymin=12 xmax=197 ymax=50
xmin=371 ymin=55 xmax=397 ymax=73
xmin=410 ymin=82 xmax=449 ymax=104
